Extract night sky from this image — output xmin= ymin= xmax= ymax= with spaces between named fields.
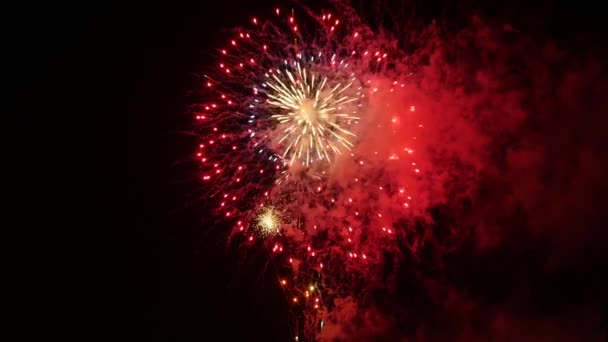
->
xmin=40 ymin=0 xmax=607 ymax=340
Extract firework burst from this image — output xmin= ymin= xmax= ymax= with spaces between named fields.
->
xmin=194 ymin=3 xmax=423 ymax=340
xmin=255 ymin=206 xmax=281 ymax=236
xmin=266 ymin=58 xmax=362 ymax=166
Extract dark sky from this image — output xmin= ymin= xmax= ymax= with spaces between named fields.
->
xmin=39 ymin=0 xmax=606 ymax=341
xmin=43 ymin=1 xmax=294 ymax=340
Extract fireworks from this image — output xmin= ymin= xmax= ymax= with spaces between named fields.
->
xmin=266 ymin=59 xmax=362 ymax=166
xmin=195 ymin=4 xmax=423 ymax=340
xmin=181 ymin=1 xmax=602 ymax=339
xmin=255 ymin=207 xmax=281 ymax=235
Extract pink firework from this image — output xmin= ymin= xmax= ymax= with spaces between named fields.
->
xmin=194 ymin=3 xmax=424 ymax=340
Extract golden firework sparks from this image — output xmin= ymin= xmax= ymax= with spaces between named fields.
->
xmin=266 ymin=61 xmax=360 ymax=167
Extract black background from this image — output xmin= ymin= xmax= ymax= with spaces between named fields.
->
xmin=38 ymin=0 xmax=605 ymax=340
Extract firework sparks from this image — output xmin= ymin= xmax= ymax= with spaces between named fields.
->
xmin=195 ymin=4 xmax=422 ymax=340
xmin=255 ymin=207 xmax=281 ymax=235
xmin=266 ymin=61 xmax=361 ymax=166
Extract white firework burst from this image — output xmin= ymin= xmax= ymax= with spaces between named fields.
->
xmin=264 ymin=58 xmax=362 ymax=167
xmin=256 ymin=207 xmax=281 ymax=236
